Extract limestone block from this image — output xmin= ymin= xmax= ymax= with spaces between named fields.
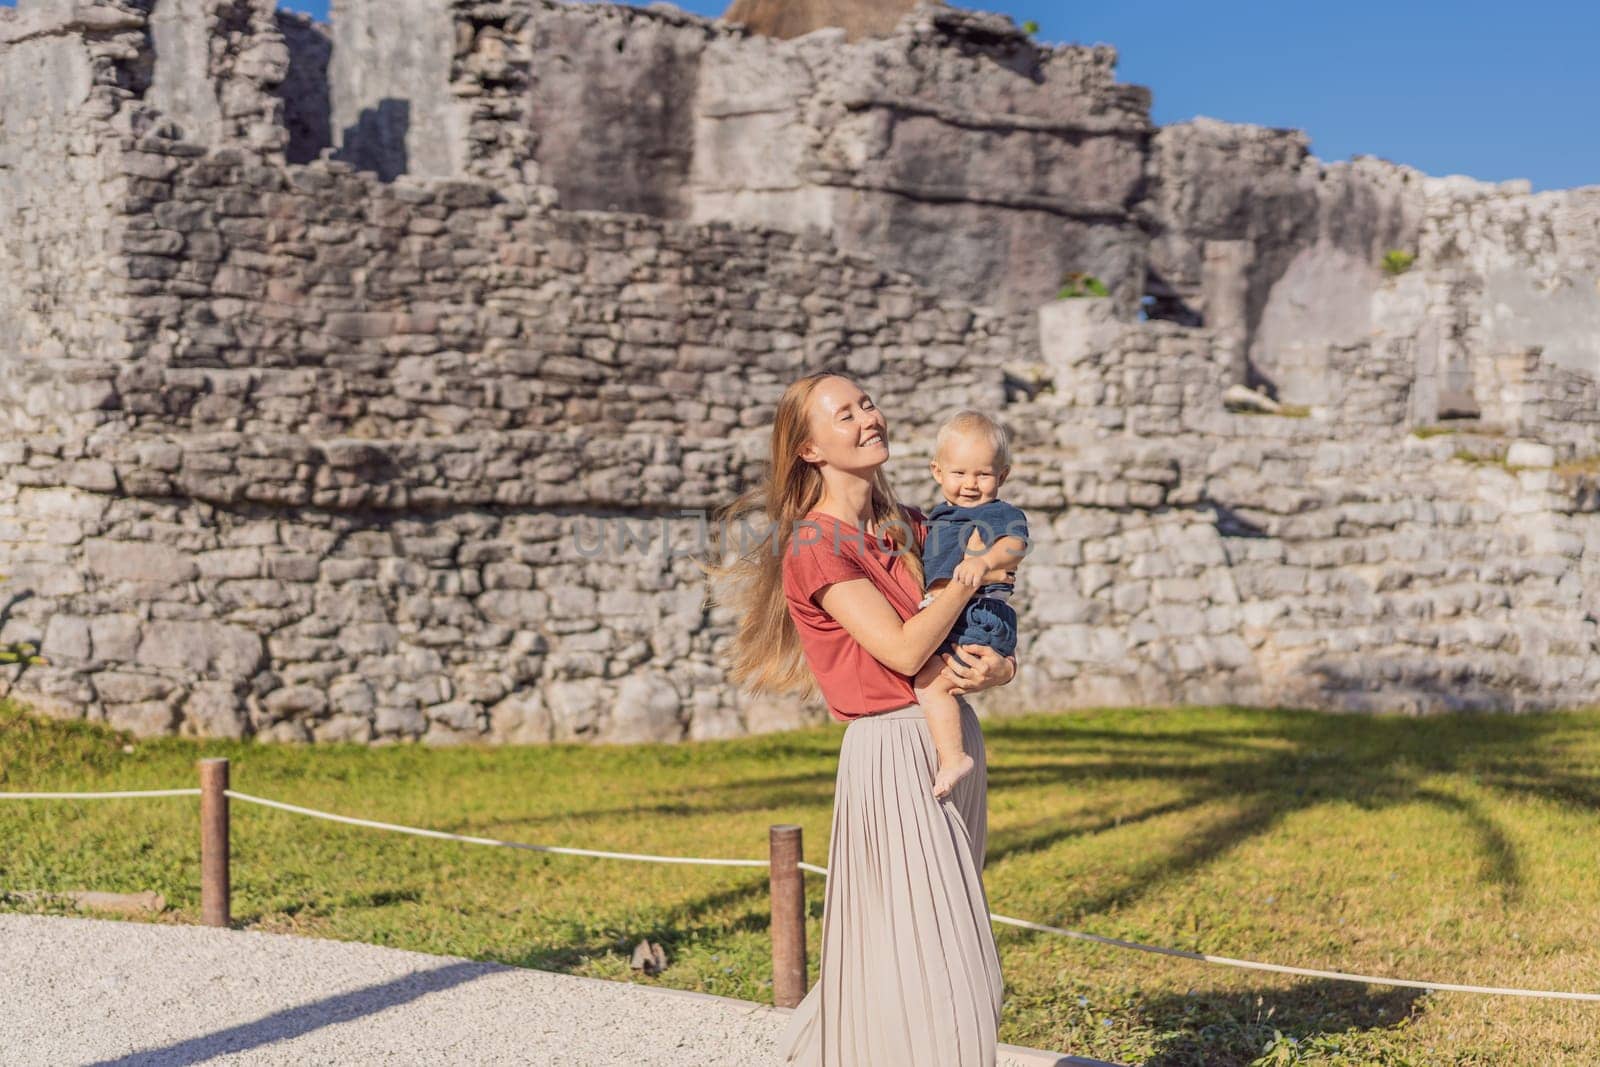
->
xmin=312 ymin=714 xmax=374 ymax=743
xmin=483 ymin=561 xmax=535 ymax=590
xmin=181 ymin=683 xmax=248 ymax=740
xmin=257 ymin=719 xmax=313 ymax=743
xmin=1531 ymin=526 xmax=1585 ymax=559
xmin=333 ymin=623 xmax=399 ymax=657
xmin=320 ymin=559 xmax=377 ymax=583
xmin=738 ymin=692 xmax=820 ymax=735
xmin=136 ymin=621 xmax=265 ymax=678
xmin=267 ymin=554 xmax=321 ymax=582
xmin=687 ymin=699 xmax=744 ymax=741
xmin=93 ymin=672 xmax=176 ymax=704
xmin=17 ymin=488 xmax=108 ymax=523
xmin=427 ymin=699 xmax=485 ymax=733
xmin=1038 ymin=298 xmax=1122 ymax=375
xmin=197 ymin=548 xmax=263 ymax=579
xmin=546 ymin=678 xmax=604 ymax=740
xmin=85 ymin=539 xmax=198 ymax=584
xmin=89 ymin=615 xmax=142 ymax=662
xmin=1032 ymin=594 xmax=1105 ymax=626
xmin=65 ymin=461 xmax=118 ymax=492
xmin=1150 ymin=603 xmax=1206 ymax=638
xmin=1506 ymin=440 xmax=1557 ymax=468
xmin=448 ymin=667 xmax=507 ymax=705
xmin=1026 ymin=629 xmax=1089 ymax=679
xmin=477 ymin=589 xmax=551 ymax=626
xmin=105 ymin=701 xmax=177 ymax=739
xmin=263 ymin=685 xmax=328 ymax=717
xmin=608 ymin=672 xmax=684 ymax=743
xmin=488 ymin=691 xmax=553 ymax=744
xmin=374 ymin=702 xmax=426 ymax=738
xmin=322 ymin=676 xmax=373 ymax=717
xmin=42 ymin=614 xmax=91 ymax=662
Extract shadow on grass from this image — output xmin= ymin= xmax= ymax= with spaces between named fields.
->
xmin=437 ymin=705 xmax=1580 ymax=1001
xmin=979 ymin=704 xmax=1593 ymax=1053
xmin=1132 ymin=979 xmax=1424 ymax=1066
xmin=985 ymin=794 xmax=1204 ymax=862
xmin=432 ymin=771 xmax=844 ymax=838
xmin=981 ymin=705 xmax=1576 ymax=916
xmin=505 ymin=872 xmax=771 ymax=974
xmin=436 ymin=778 xmax=838 ymax=836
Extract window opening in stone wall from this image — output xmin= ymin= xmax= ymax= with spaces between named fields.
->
xmin=1141 ymin=269 xmax=1202 ymax=328
xmin=276 ymin=7 xmax=333 ymax=164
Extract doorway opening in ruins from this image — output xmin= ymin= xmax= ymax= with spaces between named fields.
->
xmin=1140 ymin=270 xmax=1203 ymax=328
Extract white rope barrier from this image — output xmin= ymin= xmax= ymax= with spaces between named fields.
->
xmin=984 ymin=913 xmax=1600 ymax=1003
xmin=0 ymin=789 xmax=201 ymax=800
xmin=223 ymin=790 xmax=771 ymax=869
xmin=6 ymin=785 xmax=1599 ymax=1002
xmin=791 ymin=856 xmax=1600 ymax=1002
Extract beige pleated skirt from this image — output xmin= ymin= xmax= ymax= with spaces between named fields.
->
xmin=779 ymin=700 xmax=1003 ymax=1067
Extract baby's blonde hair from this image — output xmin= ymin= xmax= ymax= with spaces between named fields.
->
xmin=935 ymin=410 xmax=1011 ymax=470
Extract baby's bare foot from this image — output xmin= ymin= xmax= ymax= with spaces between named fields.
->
xmin=932 ymin=753 xmax=975 ymax=799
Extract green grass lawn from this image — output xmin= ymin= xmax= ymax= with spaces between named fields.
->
xmin=4 ymin=700 xmax=1600 ymax=1065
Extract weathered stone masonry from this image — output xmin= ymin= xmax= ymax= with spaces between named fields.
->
xmin=2 ymin=0 xmax=1598 ymax=742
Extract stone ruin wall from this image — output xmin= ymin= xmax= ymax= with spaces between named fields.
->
xmin=1008 ymin=299 xmax=1600 ymax=716
xmin=0 ymin=1 xmax=143 ymax=422
xmin=1 ymin=0 xmax=1598 ymax=743
xmin=1145 ymin=119 xmax=1600 ymax=420
xmin=319 ymin=0 xmax=1153 ymax=313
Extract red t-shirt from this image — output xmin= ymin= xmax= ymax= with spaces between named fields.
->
xmin=782 ymin=507 xmax=928 ymax=722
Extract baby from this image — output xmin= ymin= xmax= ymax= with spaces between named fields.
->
xmin=914 ymin=410 xmax=1029 ymax=799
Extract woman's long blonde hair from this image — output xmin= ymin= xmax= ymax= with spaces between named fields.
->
xmin=714 ymin=372 xmax=923 ymax=696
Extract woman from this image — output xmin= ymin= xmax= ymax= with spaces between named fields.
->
xmin=718 ymin=372 xmax=1016 ymax=1066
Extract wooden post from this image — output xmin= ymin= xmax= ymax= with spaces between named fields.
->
xmin=199 ymin=758 xmax=230 ymax=928
xmin=769 ymin=824 xmax=806 ymax=1008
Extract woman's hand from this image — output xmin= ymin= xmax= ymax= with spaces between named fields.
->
xmin=939 ymin=645 xmax=1016 ymax=696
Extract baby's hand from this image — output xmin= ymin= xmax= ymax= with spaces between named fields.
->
xmin=952 ymin=556 xmax=988 ymax=588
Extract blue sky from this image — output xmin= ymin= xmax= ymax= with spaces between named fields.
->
xmin=9 ymin=0 xmax=1594 ymax=190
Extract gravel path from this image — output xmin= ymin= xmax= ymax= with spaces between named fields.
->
xmin=2 ymin=914 xmax=1100 ymax=1066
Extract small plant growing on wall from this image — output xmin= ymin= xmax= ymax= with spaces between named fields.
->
xmin=1058 ymin=272 xmax=1110 ymax=299
xmin=1381 ymin=249 xmax=1416 ymax=276
xmin=0 ymin=640 xmax=44 ymax=667
xmin=1022 ymin=19 xmax=1040 ymax=36
xmin=0 ymin=573 xmax=46 ymax=668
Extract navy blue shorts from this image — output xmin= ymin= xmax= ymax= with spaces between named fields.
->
xmin=939 ymin=595 xmax=1017 ymax=667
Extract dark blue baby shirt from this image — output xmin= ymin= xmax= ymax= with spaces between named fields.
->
xmin=922 ymin=499 xmax=1029 ymax=661
xmin=922 ymin=500 xmax=1030 ymax=585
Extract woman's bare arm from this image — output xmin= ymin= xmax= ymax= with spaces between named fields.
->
xmin=817 ymin=577 xmax=975 ymax=677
